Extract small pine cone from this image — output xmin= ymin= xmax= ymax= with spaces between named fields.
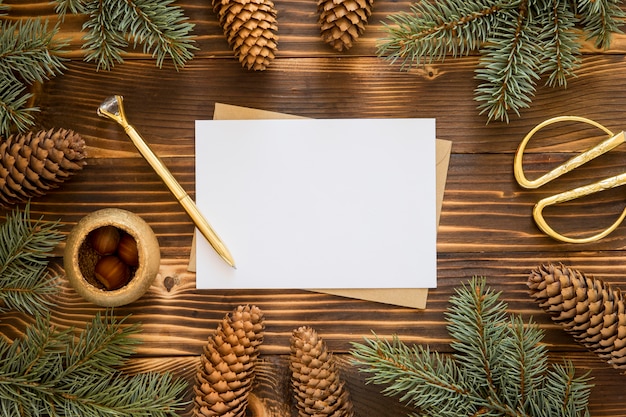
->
xmin=317 ymin=0 xmax=373 ymax=52
xmin=0 ymin=128 xmax=87 ymax=207
xmin=194 ymin=305 xmax=265 ymax=417
xmin=528 ymin=263 xmax=626 ymax=370
xmin=289 ymin=326 xmax=354 ymax=417
xmin=213 ymin=0 xmax=279 ymax=70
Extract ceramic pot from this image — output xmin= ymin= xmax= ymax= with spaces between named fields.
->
xmin=64 ymin=208 xmax=160 ymax=307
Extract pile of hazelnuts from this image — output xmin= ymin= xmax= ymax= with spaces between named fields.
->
xmin=87 ymin=226 xmax=139 ymax=290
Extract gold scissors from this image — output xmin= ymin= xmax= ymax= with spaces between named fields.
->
xmin=514 ymin=115 xmax=626 ymax=244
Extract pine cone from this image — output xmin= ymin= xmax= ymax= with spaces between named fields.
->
xmin=317 ymin=0 xmax=373 ymax=51
xmin=0 ymin=128 xmax=87 ymax=207
xmin=213 ymin=0 xmax=279 ymax=70
xmin=528 ymin=263 xmax=626 ymax=370
xmin=289 ymin=326 xmax=354 ymax=417
xmin=194 ymin=305 xmax=265 ymax=417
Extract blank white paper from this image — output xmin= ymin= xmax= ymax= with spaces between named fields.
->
xmin=194 ymin=118 xmax=437 ymax=289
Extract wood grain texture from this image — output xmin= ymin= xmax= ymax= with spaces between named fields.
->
xmin=2 ymin=1 xmax=626 ymax=416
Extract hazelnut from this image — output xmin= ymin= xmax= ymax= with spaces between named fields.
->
xmin=90 ymin=226 xmax=120 ymax=255
xmin=117 ymin=233 xmax=139 ymax=266
xmin=94 ymin=255 xmax=131 ymax=290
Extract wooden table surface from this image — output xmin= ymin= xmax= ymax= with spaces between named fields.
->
xmin=4 ymin=1 xmax=626 ymax=416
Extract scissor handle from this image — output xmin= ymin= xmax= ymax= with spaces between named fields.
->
xmin=533 ymin=173 xmax=626 ymax=243
xmin=514 ymin=116 xmax=619 ymax=189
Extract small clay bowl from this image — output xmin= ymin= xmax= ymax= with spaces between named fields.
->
xmin=64 ymin=208 xmax=160 ymax=307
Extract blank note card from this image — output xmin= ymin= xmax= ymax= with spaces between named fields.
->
xmin=194 ymin=118 xmax=437 ymax=289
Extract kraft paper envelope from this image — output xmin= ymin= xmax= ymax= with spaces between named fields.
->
xmin=189 ymin=103 xmax=451 ymax=309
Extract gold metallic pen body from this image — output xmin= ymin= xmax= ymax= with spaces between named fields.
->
xmin=98 ymin=95 xmax=236 ymax=268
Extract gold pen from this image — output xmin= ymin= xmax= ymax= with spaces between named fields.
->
xmin=97 ymin=95 xmax=236 ymax=268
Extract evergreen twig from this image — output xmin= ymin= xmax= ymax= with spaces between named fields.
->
xmin=0 ymin=311 xmax=189 ymax=417
xmin=0 ymin=79 xmax=39 ymax=136
xmin=377 ymin=0 xmax=625 ymax=122
xmin=0 ymin=0 xmax=197 ymax=136
xmin=0 ymin=18 xmax=67 ymax=84
xmin=0 ymin=17 xmax=67 ymax=135
xmin=54 ymin=0 xmax=197 ymax=71
xmin=351 ymin=277 xmax=594 ymax=417
xmin=0 ymin=203 xmax=63 ymax=315
xmin=579 ymin=0 xmax=625 ymax=49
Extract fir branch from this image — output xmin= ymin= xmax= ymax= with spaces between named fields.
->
xmin=351 ymin=277 xmax=594 ymax=417
xmin=475 ymin=2 xmax=542 ymax=122
xmin=578 ymin=0 xmax=625 ymax=49
xmin=497 ymin=315 xmax=548 ymax=411
xmin=1 ymin=1 xmax=196 ymax=135
xmin=79 ymin=0 xmax=130 ymax=71
xmin=0 ymin=79 xmax=38 ymax=135
xmin=62 ymin=311 xmax=142 ymax=379
xmin=445 ymin=277 xmax=509 ymax=396
xmin=539 ymin=1 xmax=580 ymax=88
xmin=377 ymin=0 xmax=625 ymax=122
xmin=122 ymin=0 xmax=197 ymax=68
xmin=351 ymin=336 xmax=479 ymax=416
xmin=57 ymin=371 xmax=187 ymax=416
xmin=55 ymin=0 xmax=197 ymax=71
xmin=534 ymin=361 xmax=593 ymax=417
xmin=54 ymin=0 xmax=87 ymax=16
xmin=0 ymin=312 xmax=189 ymax=417
xmin=0 ymin=18 xmax=67 ymax=84
xmin=0 ymin=18 xmax=67 ymax=135
xmin=0 ymin=203 xmax=63 ymax=315
xmin=377 ymin=1 xmax=504 ymax=68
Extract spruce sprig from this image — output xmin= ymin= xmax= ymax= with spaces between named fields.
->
xmin=0 ymin=18 xmax=67 ymax=84
xmin=0 ymin=17 xmax=67 ymax=135
xmin=539 ymin=2 xmax=579 ymax=88
xmin=351 ymin=277 xmax=594 ymax=417
xmin=0 ymin=312 xmax=189 ymax=417
xmin=55 ymin=0 xmax=197 ymax=71
xmin=0 ymin=78 xmax=38 ymax=136
xmin=0 ymin=203 xmax=63 ymax=315
xmin=578 ymin=0 xmax=625 ymax=49
xmin=377 ymin=0 xmax=625 ymax=122
xmin=0 ymin=0 xmax=196 ymax=136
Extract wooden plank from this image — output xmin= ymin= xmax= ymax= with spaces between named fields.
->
xmin=3 ymin=2 xmax=626 ymax=416
xmin=28 ymin=54 xmax=626 ymax=156
xmin=20 ymin=149 xmax=626 ymax=256
xmin=1 ymin=254 xmax=624 ymax=357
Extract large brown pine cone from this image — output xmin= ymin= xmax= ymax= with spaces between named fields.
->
xmin=317 ymin=0 xmax=373 ymax=51
xmin=0 ymin=128 xmax=87 ymax=207
xmin=289 ymin=326 xmax=354 ymax=417
xmin=213 ymin=0 xmax=279 ymax=70
xmin=194 ymin=305 xmax=265 ymax=417
xmin=528 ymin=263 xmax=626 ymax=370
